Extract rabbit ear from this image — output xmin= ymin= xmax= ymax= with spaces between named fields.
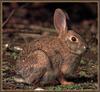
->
xmin=54 ymin=8 xmax=68 ymax=37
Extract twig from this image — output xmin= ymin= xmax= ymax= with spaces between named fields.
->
xmin=3 ymin=25 xmax=56 ymax=34
xmin=19 ymin=33 xmax=42 ymax=38
xmin=2 ymin=3 xmax=30 ymax=28
xmin=2 ymin=9 xmax=16 ymax=28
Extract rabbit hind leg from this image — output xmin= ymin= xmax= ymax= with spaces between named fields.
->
xmin=23 ymin=50 xmax=50 ymax=85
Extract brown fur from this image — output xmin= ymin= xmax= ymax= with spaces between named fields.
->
xmin=15 ymin=8 xmax=87 ymax=86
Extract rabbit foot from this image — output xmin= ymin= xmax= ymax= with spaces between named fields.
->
xmin=61 ymin=81 xmax=74 ymax=85
xmin=60 ymin=79 xmax=74 ymax=85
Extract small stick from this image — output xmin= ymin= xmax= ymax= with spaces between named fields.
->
xmin=2 ymin=3 xmax=33 ymax=28
xmin=2 ymin=9 xmax=16 ymax=28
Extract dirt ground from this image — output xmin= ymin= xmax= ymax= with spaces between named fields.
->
xmin=2 ymin=2 xmax=98 ymax=91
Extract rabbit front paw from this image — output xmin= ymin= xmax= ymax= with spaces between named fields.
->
xmin=59 ymin=76 xmax=74 ymax=85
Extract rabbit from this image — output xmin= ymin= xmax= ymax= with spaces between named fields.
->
xmin=14 ymin=8 xmax=87 ymax=87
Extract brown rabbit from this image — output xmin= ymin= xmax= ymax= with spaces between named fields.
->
xmin=15 ymin=8 xmax=87 ymax=86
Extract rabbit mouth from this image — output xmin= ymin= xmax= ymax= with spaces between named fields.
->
xmin=76 ymin=50 xmax=84 ymax=55
xmin=69 ymin=49 xmax=82 ymax=55
xmin=67 ymin=45 xmax=87 ymax=55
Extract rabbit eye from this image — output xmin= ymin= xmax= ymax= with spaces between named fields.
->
xmin=71 ymin=37 xmax=77 ymax=42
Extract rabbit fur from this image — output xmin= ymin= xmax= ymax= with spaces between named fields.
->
xmin=15 ymin=8 xmax=87 ymax=86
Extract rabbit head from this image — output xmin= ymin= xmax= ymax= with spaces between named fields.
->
xmin=54 ymin=8 xmax=87 ymax=55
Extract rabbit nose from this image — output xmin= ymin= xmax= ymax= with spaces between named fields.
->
xmin=83 ymin=44 xmax=87 ymax=49
xmin=83 ymin=46 xmax=86 ymax=49
xmin=83 ymin=45 xmax=88 ymax=51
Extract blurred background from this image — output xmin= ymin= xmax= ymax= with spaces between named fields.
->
xmin=2 ymin=2 xmax=98 ymax=90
